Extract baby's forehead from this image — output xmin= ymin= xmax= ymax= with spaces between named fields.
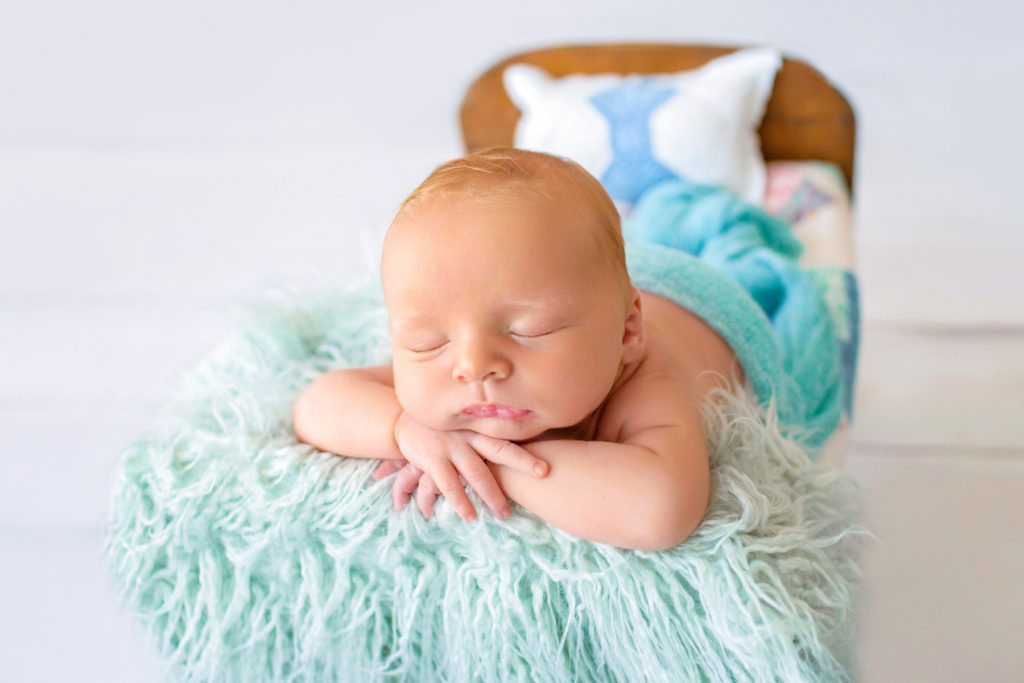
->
xmin=388 ymin=186 xmax=599 ymax=250
xmin=386 ymin=197 xmax=600 ymax=279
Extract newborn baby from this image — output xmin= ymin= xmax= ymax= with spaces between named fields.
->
xmin=293 ymin=147 xmax=745 ymax=551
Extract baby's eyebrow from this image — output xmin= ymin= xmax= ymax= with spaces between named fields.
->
xmin=390 ymin=314 xmax=435 ymax=331
xmin=389 ymin=299 xmax=574 ymax=330
xmin=504 ymin=297 xmax=571 ymax=311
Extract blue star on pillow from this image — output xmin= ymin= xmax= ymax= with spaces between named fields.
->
xmin=590 ymin=79 xmax=685 ymax=205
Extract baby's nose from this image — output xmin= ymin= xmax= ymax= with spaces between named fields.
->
xmin=452 ymin=342 xmax=510 ymax=383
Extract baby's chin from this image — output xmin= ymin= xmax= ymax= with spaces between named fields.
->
xmin=459 ymin=415 xmax=600 ymax=444
xmin=457 ymin=417 xmax=548 ymax=443
xmin=406 ymin=411 xmax=546 ymax=443
xmin=419 ymin=409 xmax=596 ymax=443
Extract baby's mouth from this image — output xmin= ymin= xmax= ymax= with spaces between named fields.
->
xmin=461 ymin=404 xmax=531 ymax=419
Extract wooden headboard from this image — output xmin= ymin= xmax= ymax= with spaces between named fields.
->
xmin=460 ymin=44 xmax=856 ymax=195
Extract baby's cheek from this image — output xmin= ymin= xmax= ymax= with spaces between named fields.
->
xmin=392 ymin=365 xmax=423 ymax=411
xmin=549 ymin=354 xmax=618 ymax=415
xmin=393 ymin=367 xmax=452 ymax=429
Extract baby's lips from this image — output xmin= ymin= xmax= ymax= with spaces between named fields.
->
xmin=461 ymin=403 xmax=531 ymax=419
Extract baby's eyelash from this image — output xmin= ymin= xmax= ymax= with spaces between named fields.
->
xmin=406 ymin=340 xmax=449 ymax=354
xmin=509 ymin=326 xmax=562 ymax=339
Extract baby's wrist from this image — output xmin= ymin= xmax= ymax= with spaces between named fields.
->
xmin=392 ymin=409 xmax=410 ymax=458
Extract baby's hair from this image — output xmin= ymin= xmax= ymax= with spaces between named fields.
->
xmin=391 ymin=147 xmax=631 ymax=306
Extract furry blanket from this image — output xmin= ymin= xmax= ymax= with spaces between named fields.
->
xmin=107 ymin=283 xmax=863 ymax=682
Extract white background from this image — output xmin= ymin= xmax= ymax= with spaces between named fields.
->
xmin=2 ymin=1 xmax=1022 ymax=681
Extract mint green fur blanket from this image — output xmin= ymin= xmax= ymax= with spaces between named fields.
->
xmin=107 ymin=283 xmax=863 ymax=682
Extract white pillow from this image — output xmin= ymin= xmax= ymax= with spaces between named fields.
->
xmin=503 ymin=47 xmax=782 ymax=210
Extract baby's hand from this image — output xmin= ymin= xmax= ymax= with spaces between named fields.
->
xmin=383 ymin=412 xmax=549 ymax=522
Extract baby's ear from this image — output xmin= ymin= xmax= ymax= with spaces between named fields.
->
xmin=621 ymin=287 xmax=645 ymax=362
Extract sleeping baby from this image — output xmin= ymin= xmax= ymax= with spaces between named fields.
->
xmin=292 ymin=147 xmax=745 ymax=551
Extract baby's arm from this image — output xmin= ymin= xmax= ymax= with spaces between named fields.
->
xmin=489 ymin=377 xmax=710 ymax=551
xmin=293 ymin=366 xmax=404 ymax=461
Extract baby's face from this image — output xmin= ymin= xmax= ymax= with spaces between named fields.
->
xmin=382 ymin=193 xmax=631 ymax=441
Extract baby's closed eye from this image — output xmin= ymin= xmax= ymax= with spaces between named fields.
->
xmin=507 ymin=318 xmax=570 ymax=339
xmin=404 ymin=337 xmax=449 ymax=354
xmin=509 ymin=326 xmax=560 ymax=339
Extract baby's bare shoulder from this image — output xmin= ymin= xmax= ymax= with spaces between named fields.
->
xmin=597 ymin=348 xmax=703 ymax=447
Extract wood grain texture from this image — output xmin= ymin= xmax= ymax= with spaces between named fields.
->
xmin=460 ymin=43 xmax=857 ymax=195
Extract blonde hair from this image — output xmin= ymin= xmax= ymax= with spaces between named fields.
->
xmin=390 ymin=147 xmax=631 ymax=306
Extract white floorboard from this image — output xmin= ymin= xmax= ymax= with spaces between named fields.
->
xmin=846 ymin=445 xmax=1024 ymax=682
xmin=1 ymin=527 xmax=164 ymax=683
xmin=854 ymin=325 xmax=1024 ymax=449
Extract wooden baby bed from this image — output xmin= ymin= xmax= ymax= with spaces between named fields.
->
xmin=459 ymin=43 xmax=856 ymax=195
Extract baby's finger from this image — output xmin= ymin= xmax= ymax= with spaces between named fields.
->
xmin=415 ymin=472 xmax=441 ymax=520
xmin=451 ymin=445 xmax=512 ymax=520
xmin=468 ymin=433 xmax=549 ymax=478
xmin=373 ymin=458 xmax=405 ymax=480
xmin=392 ymin=464 xmax=421 ymax=511
xmin=428 ymin=460 xmax=478 ymax=522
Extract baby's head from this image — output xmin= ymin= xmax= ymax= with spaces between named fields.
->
xmin=381 ymin=147 xmax=643 ymax=440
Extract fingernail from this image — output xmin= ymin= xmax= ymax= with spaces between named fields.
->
xmin=467 ymin=512 xmax=477 ymax=522
xmin=500 ymin=505 xmax=511 ymax=519
xmin=534 ymin=462 xmax=548 ymax=477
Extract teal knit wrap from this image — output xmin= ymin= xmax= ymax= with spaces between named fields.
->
xmin=624 ymin=179 xmax=845 ymax=453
